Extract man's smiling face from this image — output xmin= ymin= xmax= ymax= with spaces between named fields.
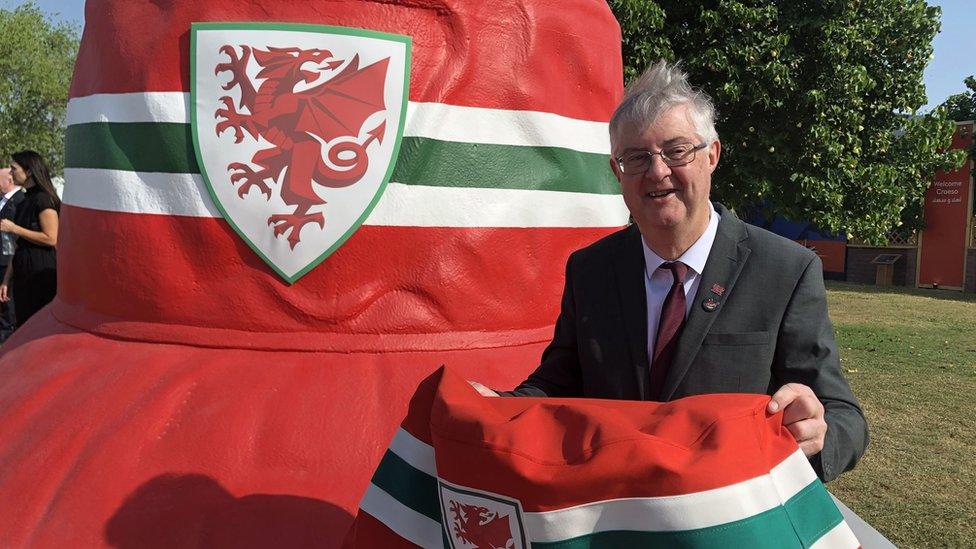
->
xmin=611 ymin=102 xmax=720 ymax=237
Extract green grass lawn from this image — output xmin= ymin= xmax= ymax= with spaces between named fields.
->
xmin=825 ymin=282 xmax=976 ymax=547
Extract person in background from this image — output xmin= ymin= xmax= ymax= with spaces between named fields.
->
xmin=0 ymin=168 xmax=25 ymax=342
xmin=0 ymin=151 xmax=60 ymax=326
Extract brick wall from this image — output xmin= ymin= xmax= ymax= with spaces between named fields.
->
xmin=845 ymin=246 xmax=917 ymax=287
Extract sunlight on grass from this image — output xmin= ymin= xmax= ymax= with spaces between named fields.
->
xmin=825 ymin=282 xmax=976 ymax=547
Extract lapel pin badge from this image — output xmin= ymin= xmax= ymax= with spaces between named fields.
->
xmin=710 ymin=283 xmax=725 ymax=296
xmin=702 ymin=297 xmax=720 ymax=312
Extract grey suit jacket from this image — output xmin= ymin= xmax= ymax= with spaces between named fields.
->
xmin=510 ymin=204 xmax=868 ymax=482
xmin=0 ymin=189 xmax=25 ymax=268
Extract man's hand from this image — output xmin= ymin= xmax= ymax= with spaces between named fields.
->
xmin=467 ymin=380 xmax=499 ymax=397
xmin=768 ymin=383 xmax=827 ymax=457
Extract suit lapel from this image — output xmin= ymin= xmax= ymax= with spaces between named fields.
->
xmin=661 ymin=205 xmax=751 ymax=400
xmin=611 ymin=224 xmax=651 ymax=400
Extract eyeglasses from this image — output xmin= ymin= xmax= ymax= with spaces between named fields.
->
xmin=614 ymin=142 xmax=708 ymax=175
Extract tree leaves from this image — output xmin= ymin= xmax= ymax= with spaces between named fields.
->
xmin=0 ymin=2 xmax=79 ymax=175
xmin=941 ymin=76 xmax=976 ymax=122
xmin=608 ymin=0 xmax=964 ymax=243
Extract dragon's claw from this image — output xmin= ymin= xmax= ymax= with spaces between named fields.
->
xmin=226 ymin=163 xmax=273 ymax=199
xmin=215 ymin=45 xmax=253 ymax=101
xmin=237 ymin=184 xmax=271 ymax=199
xmin=215 ymin=96 xmax=255 ymax=143
xmin=267 ymin=212 xmax=326 ymax=249
xmin=215 ymin=121 xmax=245 ymax=143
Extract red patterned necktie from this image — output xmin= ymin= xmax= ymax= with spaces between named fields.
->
xmin=650 ymin=261 xmax=688 ymax=400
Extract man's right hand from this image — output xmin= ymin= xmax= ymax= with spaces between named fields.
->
xmin=467 ymin=380 xmax=499 ymax=397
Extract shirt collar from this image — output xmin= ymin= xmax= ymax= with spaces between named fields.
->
xmin=3 ymin=188 xmax=21 ymax=200
xmin=641 ymin=202 xmax=721 ymax=277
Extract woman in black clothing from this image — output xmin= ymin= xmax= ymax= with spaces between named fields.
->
xmin=0 ymin=151 xmax=60 ymax=326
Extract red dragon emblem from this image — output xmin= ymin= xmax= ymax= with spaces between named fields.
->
xmin=213 ymin=44 xmax=389 ymax=248
xmin=449 ymin=500 xmax=515 ymax=549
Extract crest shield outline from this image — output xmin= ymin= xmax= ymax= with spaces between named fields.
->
xmin=439 ymin=480 xmax=527 ymax=549
xmin=190 ymin=22 xmax=411 ymax=283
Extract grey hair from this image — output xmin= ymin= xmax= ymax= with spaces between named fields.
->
xmin=609 ymin=60 xmax=719 ymax=148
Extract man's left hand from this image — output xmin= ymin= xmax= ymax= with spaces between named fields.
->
xmin=468 ymin=380 xmax=499 ymax=397
xmin=768 ymin=383 xmax=827 ymax=457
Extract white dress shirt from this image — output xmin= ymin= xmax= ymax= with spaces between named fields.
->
xmin=641 ymin=203 xmax=721 ymax=368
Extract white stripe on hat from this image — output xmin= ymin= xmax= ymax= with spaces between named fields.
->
xmin=520 ymin=449 xmax=819 ymax=540
xmin=810 ymin=520 xmax=861 ymax=549
xmin=62 ymin=168 xmax=630 ymax=227
xmin=389 ymin=428 xmax=436 ymax=477
xmin=382 ymin=440 xmax=851 ymax=545
xmin=359 ymin=483 xmax=443 ymax=547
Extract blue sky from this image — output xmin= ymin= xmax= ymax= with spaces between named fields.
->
xmin=3 ymin=0 xmax=973 ymax=112
xmin=921 ymin=0 xmax=975 ymax=110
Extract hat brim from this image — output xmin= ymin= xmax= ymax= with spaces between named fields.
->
xmin=0 ymin=304 xmax=546 ymax=546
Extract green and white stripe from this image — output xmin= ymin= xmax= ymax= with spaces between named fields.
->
xmin=66 ymin=92 xmax=611 ymax=152
xmin=360 ymin=430 xmax=858 ymax=548
xmin=359 ymin=428 xmax=442 ymax=546
xmin=64 ymin=92 xmax=627 ymax=227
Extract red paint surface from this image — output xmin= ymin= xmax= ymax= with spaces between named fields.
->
xmin=918 ymin=122 xmax=974 ymax=288
xmin=0 ymin=311 xmax=545 ymax=546
xmin=72 ymin=0 xmax=623 ymax=121
xmin=0 ymin=0 xmax=624 ymax=546
xmin=58 ymin=206 xmax=616 ymax=340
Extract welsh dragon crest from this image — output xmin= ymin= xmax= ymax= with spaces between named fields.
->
xmin=438 ymin=482 xmax=525 ymax=549
xmin=192 ymin=24 xmax=410 ymax=282
xmin=449 ymin=500 xmax=516 ymax=549
xmin=215 ymin=44 xmax=387 ymax=248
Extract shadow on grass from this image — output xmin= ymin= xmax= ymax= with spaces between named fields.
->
xmin=826 ymin=281 xmax=976 ymax=304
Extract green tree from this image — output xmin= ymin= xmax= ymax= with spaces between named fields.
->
xmin=608 ymin=0 xmax=965 ymax=243
xmin=941 ymin=76 xmax=976 ymax=122
xmin=0 ymin=2 xmax=79 ymax=175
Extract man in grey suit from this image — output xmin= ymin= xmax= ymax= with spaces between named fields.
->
xmin=0 ymin=168 xmax=24 ymax=342
xmin=475 ymin=61 xmax=868 ymax=483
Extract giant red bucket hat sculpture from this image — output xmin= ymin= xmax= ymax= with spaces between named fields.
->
xmin=0 ymin=0 xmax=626 ymax=545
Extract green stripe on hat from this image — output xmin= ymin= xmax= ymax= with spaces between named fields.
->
xmin=370 ymin=449 xmax=441 ymax=523
xmin=65 ymin=122 xmax=619 ymax=195
xmin=784 ymin=479 xmax=845 ymax=545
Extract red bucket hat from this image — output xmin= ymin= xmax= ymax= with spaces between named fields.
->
xmin=0 ymin=0 xmax=625 ymax=545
